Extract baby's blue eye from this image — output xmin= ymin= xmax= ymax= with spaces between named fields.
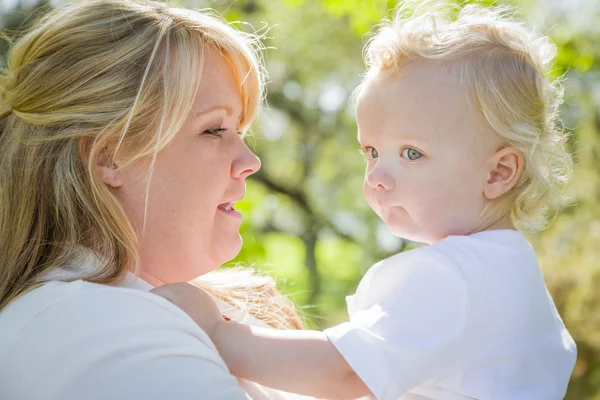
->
xmin=401 ymin=148 xmax=422 ymax=161
xmin=366 ymin=147 xmax=378 ymax=160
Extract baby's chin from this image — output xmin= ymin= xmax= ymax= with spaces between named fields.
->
xmin=387 ymin=224 xmax=454 ymax=245
xmin=387 ymin=225 xmax=425 ymax=244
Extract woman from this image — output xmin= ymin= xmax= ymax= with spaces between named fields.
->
xmin=0 ymin=0 xmax=305 ymax=398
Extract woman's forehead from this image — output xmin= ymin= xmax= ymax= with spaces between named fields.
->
xmin=191 ymin=52 xmax=243 ymax=117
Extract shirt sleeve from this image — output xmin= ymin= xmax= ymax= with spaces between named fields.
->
xmin=8 ymin=286 xmax=249 ymax=400
xmin=324 ymin=254 xmax=469 ymax=400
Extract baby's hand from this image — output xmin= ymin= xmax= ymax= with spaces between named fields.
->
xmin=151 ymin=282 xmax=226 ymax=337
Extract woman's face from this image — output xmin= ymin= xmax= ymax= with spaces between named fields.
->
xmin=110 ymin=52 xmax=261 ymax=286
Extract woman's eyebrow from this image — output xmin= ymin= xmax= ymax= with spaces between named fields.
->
xmin=195 ymin=105 xmax=239 ymax=119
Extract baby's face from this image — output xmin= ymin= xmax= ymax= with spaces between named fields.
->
xmin=357 ymin=64 xmax=502 ymax=243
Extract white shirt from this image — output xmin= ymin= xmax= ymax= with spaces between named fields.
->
xmin=0 ymin=266 xmax=311 ymax=400
xmin=325 ymin=230 xmax=577 ymax=400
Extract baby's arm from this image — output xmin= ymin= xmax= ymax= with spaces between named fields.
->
xmin=151 ymin=283 xmax=372 ymax=400
xmin=212 ymin=319 xmax=371 ymax=399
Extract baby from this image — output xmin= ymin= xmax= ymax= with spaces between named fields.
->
xmin=153 ymin=2 xmax=577 ymax=399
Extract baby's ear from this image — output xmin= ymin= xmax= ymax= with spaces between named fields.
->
xmin=95 ymin=151 xmax=123 ymax=188
xmin=484 ymin=147 xmax=524 ymax=200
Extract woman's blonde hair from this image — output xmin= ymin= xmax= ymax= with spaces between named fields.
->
xmin=361 ymin=0 xmax=573 ymax=231
xmin=0 ymin=0 xmax=301 ymax=328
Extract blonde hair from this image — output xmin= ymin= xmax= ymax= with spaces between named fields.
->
xmin=193 ymin=268 xmax=303 ymax=330
xmin=0 ymin=0 xmax=300 ymax=328
xmin=362 ymin=1 xmax=573 ymax=231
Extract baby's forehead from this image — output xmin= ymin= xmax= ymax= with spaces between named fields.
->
xmin=361 ymin=62 xmax=463 ymax=96
xmin=357 ymin=65 xmax=481 ymax=138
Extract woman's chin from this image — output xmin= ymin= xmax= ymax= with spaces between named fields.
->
xmin=214 ymin=233 xmax=243 ymax=266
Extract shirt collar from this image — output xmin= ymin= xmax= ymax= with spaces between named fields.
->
xmin=37 ymin=248 xmax=154 ymax=292
xmin=122 ymin=272 xmax=154 ymax=291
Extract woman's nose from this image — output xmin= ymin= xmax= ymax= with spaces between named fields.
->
xmin=232 ymin=140 xmax=261 ymax=179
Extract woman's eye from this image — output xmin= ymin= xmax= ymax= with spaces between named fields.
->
xmin=203 ymin=127 xmax=226 ymax=136
xmin=401 ymin=148 xmax=422 ymax=161
xmin=365 ymin=147 xmax=378 ymax=160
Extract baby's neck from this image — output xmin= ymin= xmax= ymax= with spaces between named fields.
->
xmin=416 ymin=217 xmax=517 ymax=244
xmin=469 ymin=216 xmax=516 ymax=235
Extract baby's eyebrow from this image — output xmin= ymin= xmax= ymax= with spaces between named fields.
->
xmin=393 ymin=131 xmax=430 ymax=145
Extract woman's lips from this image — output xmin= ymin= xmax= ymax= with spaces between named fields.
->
xmin=217 ymin=202 xmax=242 ymax=219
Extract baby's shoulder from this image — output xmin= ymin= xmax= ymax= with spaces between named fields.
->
xmin=357 ymin=246 xmax=465 ymax=304
xmin=372 ymin=242 xmax=460 ymax=278
xmin=360 ymin=237 xmax=503 ymax=302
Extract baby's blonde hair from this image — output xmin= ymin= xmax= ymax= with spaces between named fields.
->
xmin=362 ymin=0 xmax=572 ymax=232
xmin=0 ymin=0 xmax=301 ymax=328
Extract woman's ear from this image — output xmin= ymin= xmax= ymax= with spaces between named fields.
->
xmin=95 ymin=151 xmax=123 ymax=188
xmin=484 ymin=146 xmax=524 ymax=200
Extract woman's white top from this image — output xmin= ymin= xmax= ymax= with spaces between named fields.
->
xmin=324 ymin=230 xmax=577 ymax=400
xmin=0 ymin=265 xmax=310 ymax=400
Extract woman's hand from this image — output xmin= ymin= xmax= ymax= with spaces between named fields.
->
xmin=151 ymin=283 xmax=226 ymax=337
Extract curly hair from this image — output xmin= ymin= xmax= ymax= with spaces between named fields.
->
xmin=361 ymin=0 xmax=573 ymax=232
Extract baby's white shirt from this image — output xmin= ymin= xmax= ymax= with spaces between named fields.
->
xmin=324 ymin=230 xmax=576 ymax=400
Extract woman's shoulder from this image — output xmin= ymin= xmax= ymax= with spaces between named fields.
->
xmin=0 ymin=280 xmax=249 ymax=399
xmin=2 ymin=279 xmax=206 ymax=335
xmin=0 ymin=279 xmax=222 ymax=362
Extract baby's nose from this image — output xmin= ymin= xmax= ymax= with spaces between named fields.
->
xmin=365 ymin=166 xmax=395 ymax=191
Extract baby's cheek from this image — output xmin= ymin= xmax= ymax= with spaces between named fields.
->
xmin=364 ymin=194 xmax=382 ymax=218
xmin=416 ymin=187 xmax=460 ymax=222
xmin=420 ymin=176 xmax=452 ymax=201
xmin=363 ymin=184 xmax=376 ymax=203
